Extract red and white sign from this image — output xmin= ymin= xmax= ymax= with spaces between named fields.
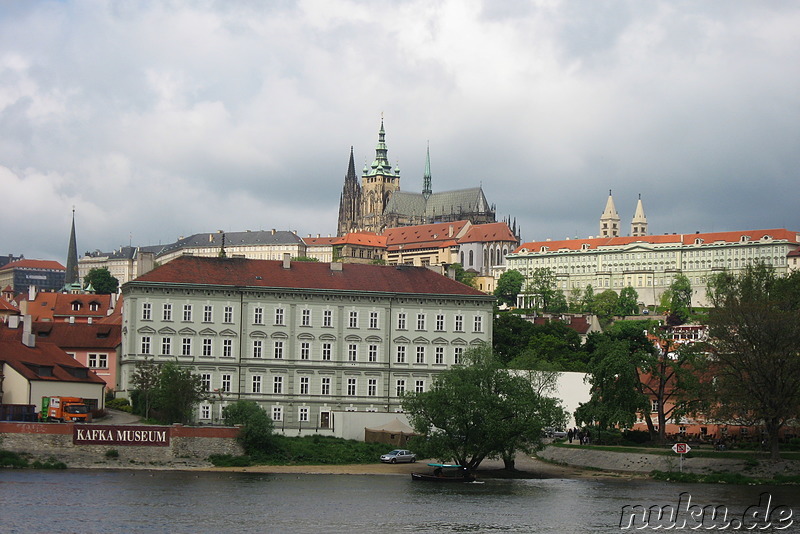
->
xmin=672 ymin=443 xmax=691 ymax=454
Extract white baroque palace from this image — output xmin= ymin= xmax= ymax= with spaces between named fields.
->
xmin=119 ymin=255 xmax=494 ymax=431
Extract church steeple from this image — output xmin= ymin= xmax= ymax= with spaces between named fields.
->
xmin=337 ymin=146 xmax=362 ymax=236
xmin=599 ymin=190 xmax=620 ymax=238
xmin=65 ymin=208 xmax=79 ymax=286
xmin=631 ymin=193 xmax=648 ymax=237
xmin=365 ymin=117 xmax=397 ymax=178
xmin=422 ymin=142 xmax=432 ymax=200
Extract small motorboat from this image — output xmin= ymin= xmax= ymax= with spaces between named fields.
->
xmin=411 ymin=463 xmax=476 ymax=482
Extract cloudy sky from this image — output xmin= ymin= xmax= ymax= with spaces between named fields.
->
xmin=2 ymin=0 xmax=798 ymax=262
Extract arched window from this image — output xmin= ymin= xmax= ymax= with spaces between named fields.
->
xmin=469 ymin=250 xmax=474 ymax=266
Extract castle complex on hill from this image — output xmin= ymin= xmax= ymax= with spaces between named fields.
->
xmin=337 ymin=119 xmax=504 ymax=236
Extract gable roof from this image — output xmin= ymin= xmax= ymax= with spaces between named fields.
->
xmin=32 ymin=322 xmax=121 ymax=349
xmin=18 ymin=293 xmax=114 ymax=322
xmin=128 ymin=256 xmax=489 ymax=298
xmin=385 ymin=188 xmax=491 ymax=220
xmin=334 ymin=233 xmax=387 ymax=247
xmin=458 ymin=222 xmax=517 ymax=244
xmin=0 ymin=259 xmax=65 ymax=272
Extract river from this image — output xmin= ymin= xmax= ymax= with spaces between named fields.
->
xmin=0 ymin=470 xmax=797 ymax=533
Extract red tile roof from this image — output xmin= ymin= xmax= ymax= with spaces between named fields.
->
xmin=384 ymin=221 xmax=470 ymax=247
xmin=19 ymin=293 xmax=114 ymax=322
xmin=32 ymin=322 xmax=121 ymax=349
xmin=458 ymin=222 xmax=517 ymax=244
xmin=0 ymin=298 xmax=19 ymax=313
xmin=129 ymin=256 xmax=488 ymax=297
xmin=0 ymin=328 xmax=105 ymax=385
xmin=0 ymin=259 xmax=65 ymax=272
xmin=304 ymin=236 xmax=340 ymax=246
xmin=336 ymin=232 xmax=387 ymax=247
xmin=514 ymin=229 xmax=800 ymax=254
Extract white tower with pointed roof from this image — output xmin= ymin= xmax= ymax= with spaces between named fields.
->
xmin=631 ymin=194 xmax=648 ymax=237
xmin=599 ymin=190 xmax=620 ymax=238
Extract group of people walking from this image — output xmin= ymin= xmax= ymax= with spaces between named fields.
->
xmin=567 ymin=428 xmax=590 ymax=445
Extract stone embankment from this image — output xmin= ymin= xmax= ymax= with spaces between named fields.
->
xmin=538 ymin=444 xmax=800 ymax=479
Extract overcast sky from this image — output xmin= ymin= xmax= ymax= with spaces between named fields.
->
xmin=2 ymin=0 xmax=798 ymax=263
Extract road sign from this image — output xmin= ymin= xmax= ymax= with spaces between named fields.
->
xmin=672 ymin=443 xmax=691 ymax=454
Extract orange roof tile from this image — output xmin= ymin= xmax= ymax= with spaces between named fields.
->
xmin=384 ymin=221 xmax=470 ymax=246
xmin=0 ymin=259 xmax=65 ymax=272
xmin=458 ymin=222 xmax=517 ymax=244
xmin=337 ymin=232 xmax=387 ymax=247
xmin=32 ymin=322 xmax=121 ymax=349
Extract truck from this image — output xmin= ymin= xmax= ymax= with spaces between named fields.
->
xmin=42 ymin=396 xmax=91 ymax=423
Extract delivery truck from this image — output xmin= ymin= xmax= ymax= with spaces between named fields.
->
xmin=42 ymin=396 xmax=91 ymax=422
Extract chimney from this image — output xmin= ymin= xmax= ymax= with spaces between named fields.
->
xmin=69 ymin=316 xmax=75 ymax=324
xmin=447 ymin=266 xmax=456 ymax=280
xmin=331 ymin=262 xmax=343 ymax=272
xmin=271 ymin=229 xmax=276 ymax=235
xmin=28 ymin=285 xmax=37 ymax=302
xmin=22 ymin=315 xmax=35 ymax=348
xmin=283 ymin=253 xmax=291 ymax=269
xmin=88 ymin=317 xmax=93 ymax=325
xmin=448 ymin=225 xmax=453 ymax=238
xmin=8 ymin=315 xmax=20 ymax=329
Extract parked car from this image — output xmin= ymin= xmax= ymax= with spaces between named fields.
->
xmin=544 ymin=427 xmax=568 ymax=439
xmin=380 ymin=449 xmax=416 ymax=463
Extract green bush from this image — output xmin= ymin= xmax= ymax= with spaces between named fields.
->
xmin=31 ymin=457 xmax=67 ymax=469
xmin=222 ymin=401 xmax=275 ymax=454
xmin=208 ymin=454 xmax=253 ymax=467
xmin=0 ymin=450 xmax=30 ymax=468
xmin=623 ymin=430 xmax=651 ymax=444
xmin=105 ymin=449 xmax=120 ymax=459
xmin=106 ymin=397 xmax=132 ymax=411
xmin=251 ymin=435 xmax=390 ymax=465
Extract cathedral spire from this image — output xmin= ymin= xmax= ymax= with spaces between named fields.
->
xmin=422 ymin=142 xmax=432 ymax=200
xmin=65 ymin=208 xmax=79 ymax=286
xmin=599 ymin=190 xmax=620 ymax=238
xmin=366 ymin=117 xmax=396 ymax=177
xmin=337 ymin=146 xmax=363 ymax=236
xmin=631 ymin=193 xmax=648 ymax=237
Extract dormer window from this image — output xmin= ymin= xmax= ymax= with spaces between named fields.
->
xmin=581 ymin=244 xmax=590 ymax=250
xmin=740 ymin=235 xmax=751 ymax=243
xmin=761 ymin=235 xmax=772 ymax=241
xmin=89 ymin=302 xmax=100 ymax=311
xmin=71 ymin=302 xmax=82 ymax=311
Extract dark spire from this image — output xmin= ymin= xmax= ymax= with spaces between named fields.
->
xmin=422 ymin=142 xmax=432 ymax=200
xmin=65 ymin=208 xmax=79 ymax=285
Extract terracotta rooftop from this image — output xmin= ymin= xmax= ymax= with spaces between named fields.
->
xmin=129 ymin=255 xmax=489 ymax=297
xmin=19 ymin=293 xmax=114 ymax=322
xmin=334 ymin=233 xmax=387 ymax=247
xmin=458 ymin=222 xmax=517 ymax=244
xmin=384 ymin=221 xmax=469 ymax=247
xmin=32 ymin=322 xmax=121 ymax=349
xmin=0 ymin=259 xmax=65 ymax=272
xmin=514 ymin=229 xmax=800 ymax=254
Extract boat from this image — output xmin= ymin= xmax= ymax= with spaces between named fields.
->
xmin=411 ymin=463 xmax=476 ymax=482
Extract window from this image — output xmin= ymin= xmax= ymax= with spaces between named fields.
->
xmin=200 ymin=373 xmax=211 ymax=391
xmin=182 ymin=338 xmax=192 ymax=356
xmin=273 ymin=376 xmax=283 ymax=394
xmin=221 ymin=374 xmax=231 ymax=393
xmin=368 ymin=344 xmax=378 ymax=362
xmin=203 ymin=305 xmax=213 ymax=323
xmin=141 ymin=303 xmax=151 ymax=321
xmin=323 ymin=309 xmax=332 ymax=327
xmin=416 ymin=313 xmax=426 ymax=330
xmin=298 ymin=407 xmax=309 ymax=422
xmin=251 ymin=375 xmax=262 ymax=393
xmin=224 ymin=306 xmax=233 ymax=324
xmin=301 ymin=309 xmax=311 ymax=326
xmin=348 ymin=311 xmax=358 ymax=328
xmin=321 ymin=377 xmax=331 ymax=395
xmin=222 ymin=338 xmax=233 ymax=358
xmin=300 ymin=342 xmax=310 ymax=360
xmin=200 ymin=404 xmax=211 ymax=420
xmin=369 ymin=311 xmax=379 ymax=329
xmin=415 ymin=380 xmax=425 ymax=393
xmin=87 ymin=354 xmax=107 ymax=368
xmin=651 ymin=400 xmax=659 ymax=413
xmin=253 ymin=307 xmax=263 ymax=325
xmin=435 ymin=346 xmax=444 ymax=364
xmin=454 ymin=315 xmax=463 ymax=332
xmin=415 ymin=346 xmax=425 ymax=364
xmin=273 ymin=340 xmax=284 ymax=359
xmin=473 ymin=315 xmax=483 ymax=333
xmin=322 ymin=343 xmax=332 ymax=361
xmin=299 ymin=376 xmax=309 ymax=395
xmin=141 ymin=336 xmax=151 ymax=355
xmin=253 ymin=340 xmax=263 ymax=358
xmin=202 ymin=338 xmax=213 ymax=357
xmin=161 ymin=337 xmax=172 ymax=356
xmin=397 ymin=313 xmax=406 ymax=330
xmin=183 ymin=304 xmax=192 ymax=322
xmin=396 ymin=345 xmax=406 ymax=363
xmin=454 ymin=347 xmax=463 ymax=365
xmin=274 ymin=307 xmax=284 ymax=325
xmin=272 ymin=406 xmax=283 ymax=421
xmin=435 ymin=314 xmax=445 ymax=331
xmin=347 ymin=378 xmax=357 ymax=396
xmin=395 ymin=379 xmax=406 ymax=397
xmin=89 ymin=302 xmax=100 ymax=311
xmin=162 ymin=303 xmax=172 ymax=321
xmin=348 ymin=344 xmax=358 ymax=362
xmin=368 ymin=378 xmax=377 ymax=396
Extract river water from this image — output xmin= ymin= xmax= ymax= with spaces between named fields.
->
xmin=0 ymin=470 xmax=797 ymax=533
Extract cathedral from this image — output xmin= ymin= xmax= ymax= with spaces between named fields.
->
xmin=337 ymin=120 xmax=497 ymax=236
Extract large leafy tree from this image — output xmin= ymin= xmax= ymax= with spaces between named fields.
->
xmin=222 ymin=400 xmax=275 ymax=455
xmin=492 ymin=313 xmax=536 ymax=364
xmin=616 ymin=286 xmax=640 ymax=316
xmin=509 ymin=321 xmax=587 ymax=372
xmin=704 ymin=263 xmax=800 ymax=459
xmin=84 ymin=267 xmax=119 ymax=294
xmin=131 ymin=360 xmax=208 ymax=424
xmin=450 ymin=263 xmax=477 ymax=288
xmin=403 ymin=346 xmax=566 ymax=471
xmin=593 ymin=289 xmax=620 ymax=318
xmin=130 ymin=358 xmax=160 ymax=420
xmin=493 ymin=270 xmax=524 ymax=307
xmin=660 ymin=274 xmax=693 ymax=325
xmin=523 ymin=268 xmax=556 ymax=311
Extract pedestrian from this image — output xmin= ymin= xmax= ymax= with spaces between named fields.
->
xmin=567 ymin=428 xmax=574 ymax=444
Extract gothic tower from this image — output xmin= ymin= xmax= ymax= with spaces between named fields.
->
xmin=359 ymin=118 xmax=400 ymax=233
xmin=337 ymin=147 xmax=362 ymax=236
xmin=599 ymin=190 xmax=620 ymax=238
xmin=65 ymin=209 xmax=79 ymax=286
xmin=631 ymin=194 xmax=648 ymax=237
xmin=422 ymin=143 xmax=432 ymax=200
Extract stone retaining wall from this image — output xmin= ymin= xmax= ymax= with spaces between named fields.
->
xmin=0 ymin=422 xmax=243 ymax=469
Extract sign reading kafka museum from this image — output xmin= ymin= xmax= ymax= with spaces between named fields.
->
xmin=73 ymin=425 xmax=170 ymax=447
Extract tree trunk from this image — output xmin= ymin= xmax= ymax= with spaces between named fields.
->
xmin=767 ymin=419 xmax=781 ymax=461
xmin=502 ymin=452 xmax=516 ymax=471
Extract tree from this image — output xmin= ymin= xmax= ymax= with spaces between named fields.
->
xmin=154 ymin=362 xmax=208 ymax=424
xmin=450 ymin=263 xmax=477 ymax=288
xmin=493 ymin=270 xmax=524 ymax=307
xmin=492 ymin=313 xmax=536 ymax=364
xmin=84 ymin=267 xmax=119 ymax=294
xmin=509 ymin=321 xmax=587 ymax=372
xmin=661 ymin=274 xmax=693 ymax=325
xmin=523 ymin=268 xmax=556 ymax=311
xmin=546 ymin=290 xmax=569 ymax=313
xmin=291 ymin=256 xmax=319 ymax=262
xmin=704 ymin=263 xmax=800 ymax=460
xmin=581 ymin=284 xmax=596 ymax=313
xmin=403 ymin=346 xmax=566 ymax=471
xmin=593 ymin=289 xmax=619 ymax=318
xmin=616 ymin=286 xmax=639 ymax=316
xmin=130 ymin=358 xmax=160 ymax=420
xmin=222 ymin=400 xmax=275 ymax=455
